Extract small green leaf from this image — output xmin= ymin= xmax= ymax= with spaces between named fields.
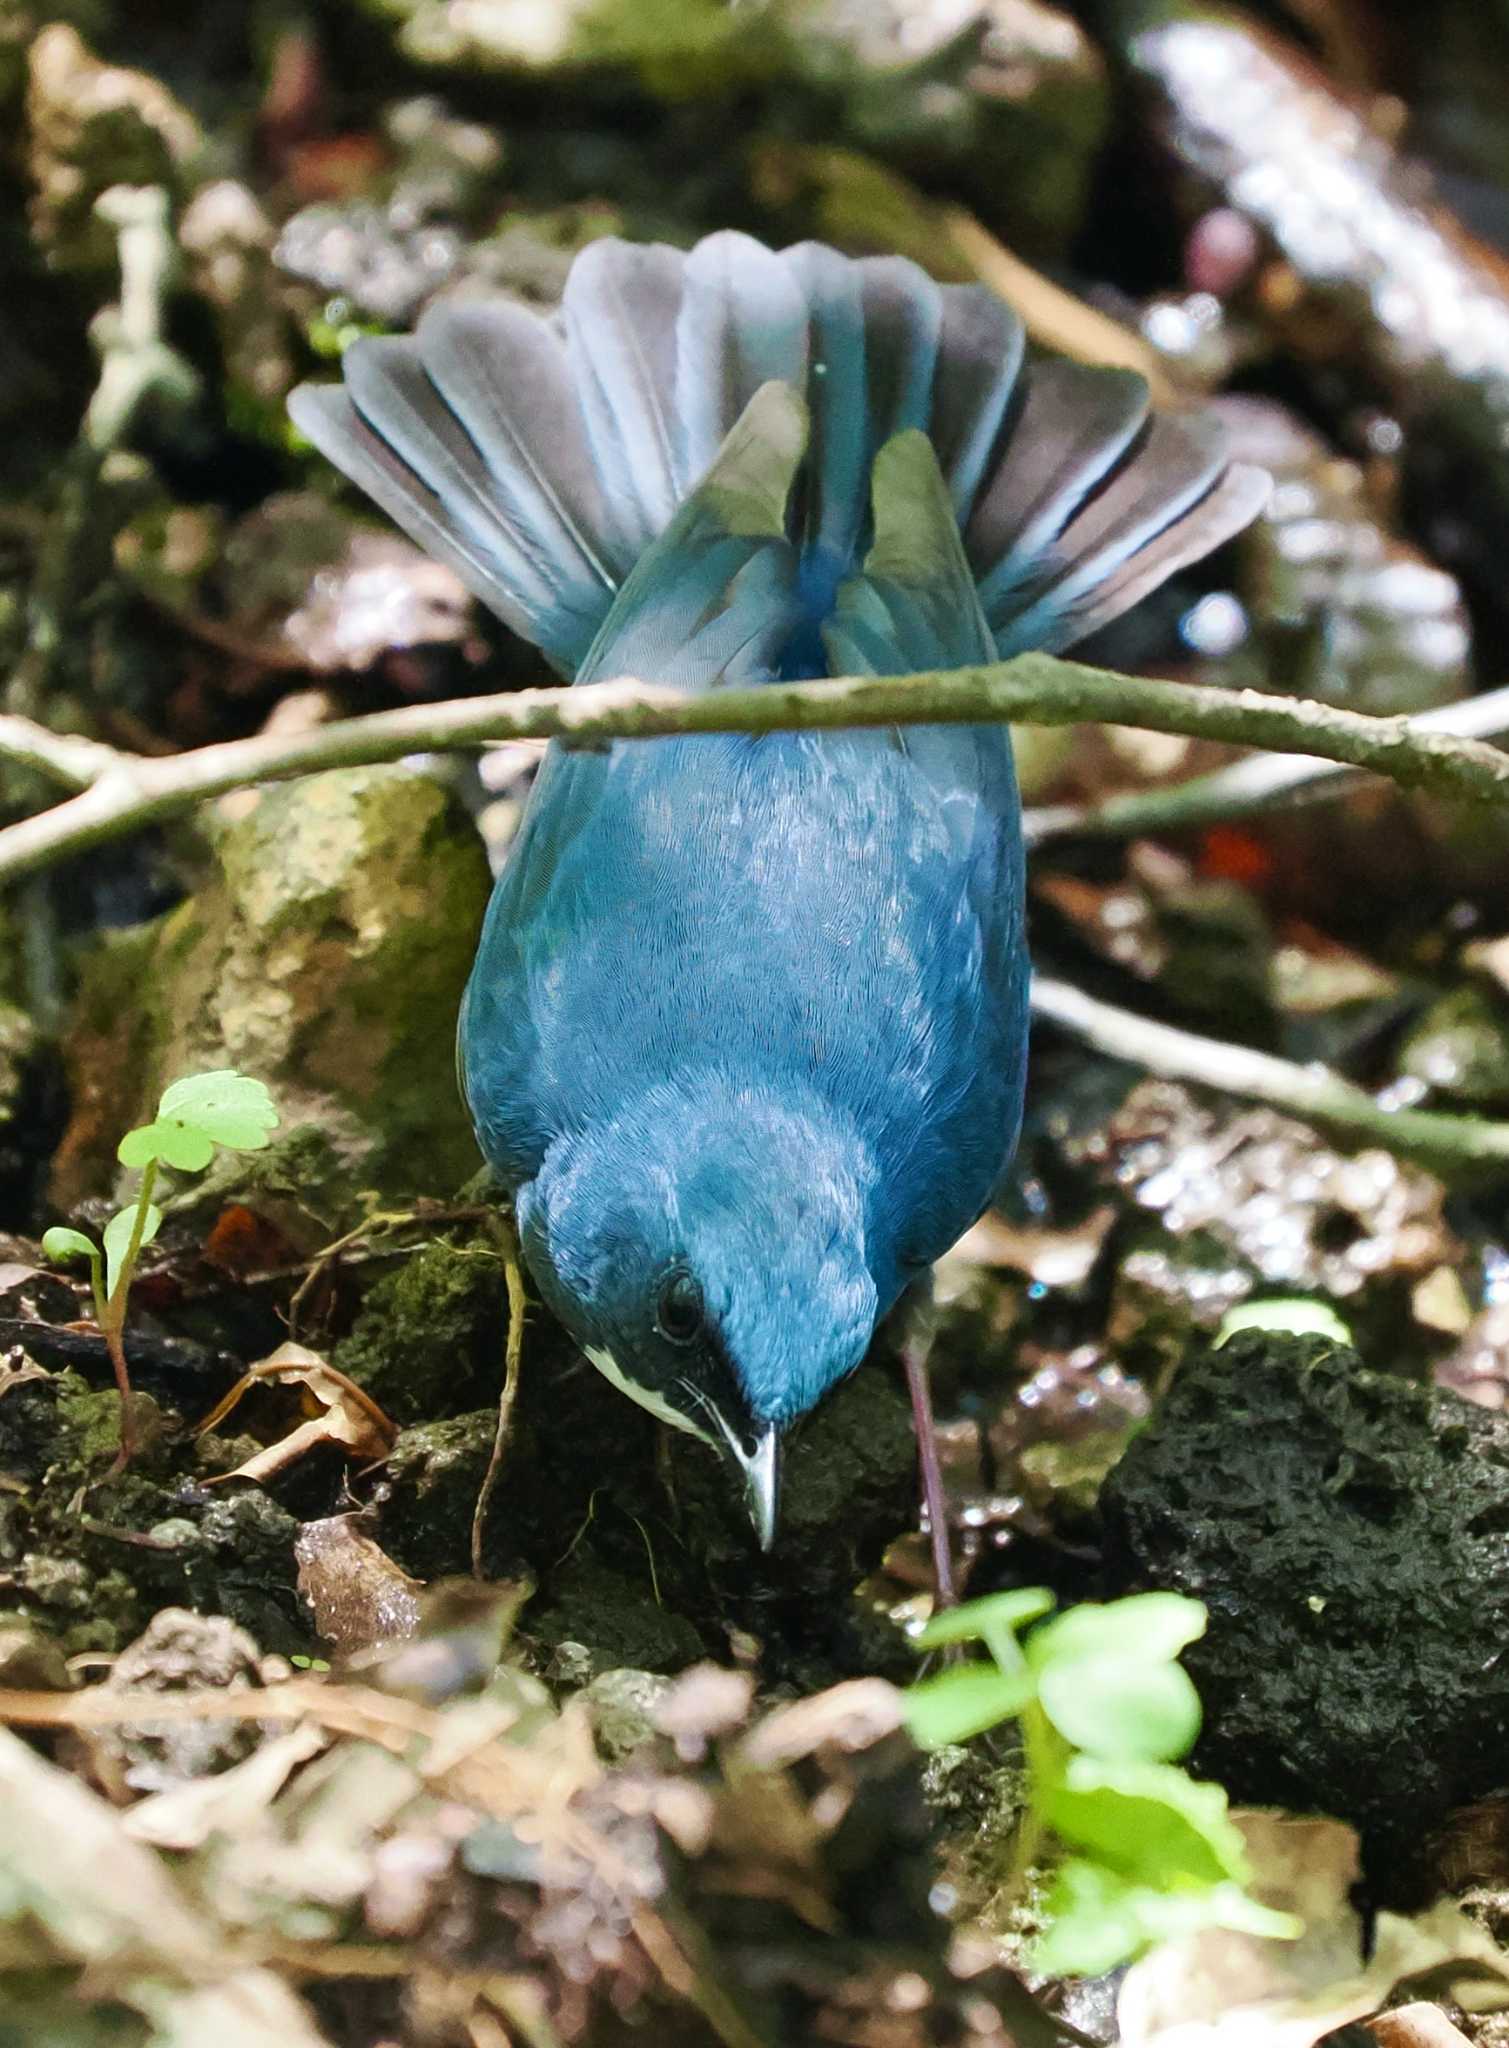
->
xmin=1027 ymin=1592 xmax=1207 ymax=1673
xmin=103 ymin=1202 xmax=162 ymax=1303
xmin=1043 ymin=1753 xmax=1250 ymax=1889
xmin=913 ymin=1587 xmax=1055 ymax=1651
xmin=157 ymin=1070 xmax=278 ymax=1152
xmin=118 ymin=1120 xmax=215 ymax=1171
xmin=1033 ymin=1861 xmax=1300 ymax=1977
xmin=41 ymin=1227 xmax=99 ymax=1268
xmin=903 ymin=1660 xmax=1037 ymax=1748
xmin=1037 ymin=1654 xmax=1203 ymax=1763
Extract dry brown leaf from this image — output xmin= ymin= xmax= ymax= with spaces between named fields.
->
xmin=134 ymin=1971 xmax=334 ymax=2048
xmin=0 ymin=1722 xmax=248 ymax=1983
xmin=1369 ymin=2004 xmax=1476 ymax=2048
xmin=740 ymin=1680 xmax=906 ymax=1771
xmin=943 ymin=1206 xmax=1116 ymax=1290
xmin=294 ymin=1514 xmax=423 ymax=1653
xmin=199 ymin=1341 xmax=398 ymax=1483
xmin=1118 ymin=1813 xmax=1509 ymax=2048
xmin=0 ymin=1353 xmax=51 ymax=1399
xmin=653 ymin=1664 xmax=755 ymax=1760
xmin=124 ymin=1724 xmax=328 ymax=1850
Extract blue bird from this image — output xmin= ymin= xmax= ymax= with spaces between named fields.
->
xmin=290 ymin=232 xmax=1265 ymax=1554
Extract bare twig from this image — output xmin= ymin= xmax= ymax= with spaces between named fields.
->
xmin=0 ymin=716 xmax=118 ymax=791
xmin=472 ymin=1212 xmax=528 ymax=1578
xmin=1025 ymin=678 xmax=1509 ymax=844
xmin=1031 ymin=975 xmax=1509 ymax=1176
xmin=946 ymin=208 xmax=1179 ymax=403
xmin=4 ymin=653 xmax=1508 ymax=888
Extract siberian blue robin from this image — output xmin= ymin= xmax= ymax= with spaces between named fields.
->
xmin=291 ymin=233 xmax=1265 ymax=1556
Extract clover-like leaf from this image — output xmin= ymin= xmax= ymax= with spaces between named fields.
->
xmin=1044 ymin=1753 xmax=1249 ymax=1890
xmin=42 ymin=1226 xmax=100 ymax=1269
xmin=1037 ymin=1653 xmax=1202 ymax=1763
xmin=157 ymin=1070 xmax=278 ymax=1152
xmin=1034 ymin=1859 xmax=1299 ymax=1977
xmin=913 ymin=1587 xmax=1055 ymax=1651
xmin=903 ymin=1660 xmax=1036 ymax=1748
xmin=1027 ymin=1593 xmax=1207 ymax=1674
xmin=118 ymin=1119 xmax=215 ymax=1172
xmin=103 ymin=1202 xmax=163 ymax=1303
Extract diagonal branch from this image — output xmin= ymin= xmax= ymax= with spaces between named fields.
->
xmin=2 ymin=651 xmax=1508 ymax=889
xmin=1025 ymin=678 xmax=1509 ymax=844
xmin=1031 ymin=976 xmax=1509 ymax=1177
xmin=0 ymin=715 xmax=121 ymax=792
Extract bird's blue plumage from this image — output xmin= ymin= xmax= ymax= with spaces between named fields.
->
xmin=289 ymin=230 xmax=1266 ymax=1530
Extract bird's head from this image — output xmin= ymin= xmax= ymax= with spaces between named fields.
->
xmin=516 ymin=1075 xmax=882 ymax=1547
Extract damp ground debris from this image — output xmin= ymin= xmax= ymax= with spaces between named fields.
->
xmin=8 ymin=2 xmax=1509 ymax=2044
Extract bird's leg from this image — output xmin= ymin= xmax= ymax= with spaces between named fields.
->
xmin=471 ymin=1208 xmax=528 ymax=1578
xmin=902 ymin=1325 xmax=956 ymax=1609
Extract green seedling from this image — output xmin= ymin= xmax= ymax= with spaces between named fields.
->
xmin=904 ymin=1588 xmax=1301 ymax=1976
xmin=42 ymin=1070 xmax=278 ymax=1474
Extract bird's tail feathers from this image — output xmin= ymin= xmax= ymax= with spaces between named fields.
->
xmin=574 ymin=381 xmax=809 ymax=690
xmin=290 ymin=231 xmax=1266 ymax=679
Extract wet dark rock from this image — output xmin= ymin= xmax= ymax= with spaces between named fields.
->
xmin=179 ymin=180 xmax=300 ymax=415
xmin=334 ymin=1235 xmax=506 ymax=1425
xmin=1100 ymin=1330 xmax=1509 ymax=1896
xmin=79 ymin=1606 xmax=263 ymax=1794
xmin=276 ymin=198 xmax=465 ymax=327
xmin=1399 ymin=987 xmax=1509 ymax=1111
xmin=1067 ymin=1078 xmax=1459 ymax=1368
xmin=580 ymin=1667 xmax=674 ymax=1762
xmin=1203 ymin=397 xmax=1472 ymax=717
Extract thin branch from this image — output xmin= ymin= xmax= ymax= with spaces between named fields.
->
xmin=3 ymin=652 xmax=1508 ymax=889
xmin=1024 ymin=678 xmax=1509 ymax=845
xmin=1030 ymin=975 xmax=1509 ymax=1177
xmin=0 ymin=715 xmax=118 ymax=791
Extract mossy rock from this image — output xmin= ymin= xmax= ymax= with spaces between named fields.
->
xmin=51 ymin=766 xmax=492 ymax=1240
xmin=334 ymin=1235 xmax=506 ymax=1424
xmin=1101 ymin=1329 xmax=1509 ymax=1898
xmin=0 ymin=1370 xmax=310 ymax=1656
xmin=1399 ymin=984 xmax=1509 ymax=1108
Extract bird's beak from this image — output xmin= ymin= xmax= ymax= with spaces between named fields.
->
xmin=733 ymin=1426 xmax=781 ymax=1551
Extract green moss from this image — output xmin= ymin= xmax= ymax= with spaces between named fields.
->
xmin=380 ymin=1409 xmax=497 ymax=1579
xmin=334 ymin=1237 xmax=506 ymax=1424
xmin=529 ymin=1561 xmax=706 ymax=1676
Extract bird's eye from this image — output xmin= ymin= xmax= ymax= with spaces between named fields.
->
xmin=656 ymin=1268 xmax=705 ymax=1345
